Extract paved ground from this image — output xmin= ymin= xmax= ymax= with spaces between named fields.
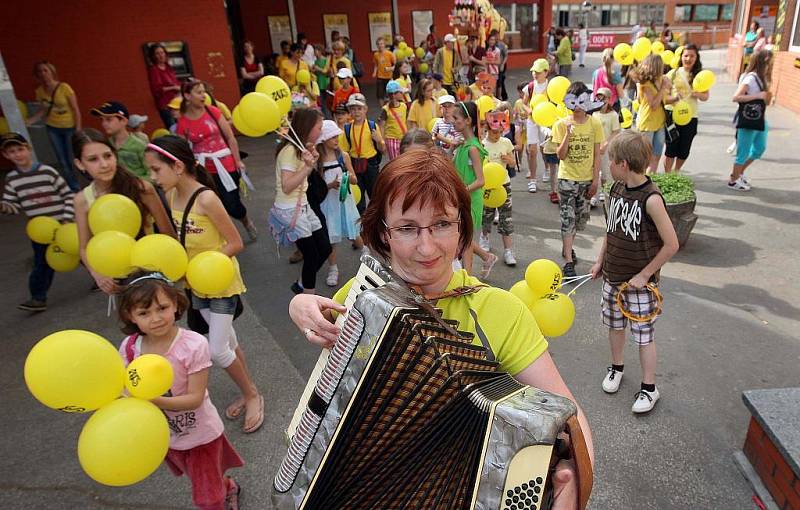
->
xmin=1 ymin=49 xmax=798 ymax=509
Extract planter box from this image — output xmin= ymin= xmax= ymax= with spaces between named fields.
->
xmin=665 ymin=196 xmax=698 ymax=250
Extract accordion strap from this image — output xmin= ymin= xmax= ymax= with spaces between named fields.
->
xmin=468 ymin=308 xmax=496 ymax=362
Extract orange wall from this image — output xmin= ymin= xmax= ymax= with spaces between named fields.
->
xmin=1 ymin=1 xmax=239 ymax=129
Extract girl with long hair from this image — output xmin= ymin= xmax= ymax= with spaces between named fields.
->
xmin=632 ymin=54 xmax=677 ymax=173
xmin=144 ymin=135 xmax=264 ymax=434
xmin=407 ymin=78 xmax=439 ymax=132
xmin=664 ymin=45 xmax=709 ymax=172
xmin=592 ymin=48 xmax=625 ymax=111
xmin=72 ymin=128 xmax=175 ymax=294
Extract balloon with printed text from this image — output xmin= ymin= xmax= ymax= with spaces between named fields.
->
xmin=530 ymin=293 xmax=576 ymax=337
xmin=46 ymin=244 xmax=80 ymax=272
xmin=482 ymin=162 xmax=506 ymax=190
xmin=26 ymin=216 xmax=59 ymax=244
xmin=125 ymin=354 xmax=174 ymax=400
xmin=483 ymin=186 xmax=507 ymax=208
xmin=54 ymin=222 xmax=79 ymax=255
xmin=524 ymin=259 xmax=563 ymax=297
xmin=255 ymin=75 xmax=292 ymax=115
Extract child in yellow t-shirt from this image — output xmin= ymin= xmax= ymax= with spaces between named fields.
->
xmin=378 ymin=80 xmax=408 ymax=160
xmin=551 ymin=81 xmax=605 ymax=277
xmin=372 ymin=37 xmax=395 ymax=106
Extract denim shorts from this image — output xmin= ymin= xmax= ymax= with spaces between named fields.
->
xmin=639 ymin=128 xmax=665 ymax=157
xmin=191 ymin=294 xmax=239 ymax=315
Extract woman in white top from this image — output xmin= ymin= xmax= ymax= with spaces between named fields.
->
xmin=269 ymin=108 xmax=332 ymax=293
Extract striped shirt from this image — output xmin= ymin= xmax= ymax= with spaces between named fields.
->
xmin=2 ymin=163 xmax=75 ymax=221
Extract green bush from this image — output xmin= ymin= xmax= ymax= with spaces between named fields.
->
xmin=602 ymin=173 xmax=695 ymax=204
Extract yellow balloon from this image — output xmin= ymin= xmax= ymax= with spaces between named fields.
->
xmin=78 ymin=398 xmax=169 ymax=486
xmin=427 ymin=117 xmax=442 ymax=132
xmin=419 ymin=62 xmax=429 ymax=74
xmin=621 ymin=107 xmax=633 ymax=129
xmin=296 ymin=69 xmax=311 ymax=85
xmin=255 ymin=75 xmax=292 ymax=115
xmin=88 ymin=193 xmax=142 ymax=237
xmin=125 ymin=354 xmax=174 ymax=400
xmin=151 ymin=128 xmax=170 ymax=139
xmin=671 ymin=100 xmax=693 ymax=126
xmin=530 ymin=292 xmax=576 ymax=337
xmin=203 ymin=93 xmax=213 ymax=106
xmin=613 ymin=43 xmax=634 ymax=66
xmin=483 ymin=186 xmax=507 ymax=208
xmin=692 ymin=70 xmax=716 ymax=93
xmin=217 ymin=100 xmax=232 ymax=120
xmin=46 ymin=244 xmax=80 ymax=272
xmin=54 ymin=222 xmax=79 ymax=255
xmin=86 ymin=230 xmax=136 ymax=278
xmin=415 ymin=47 xmax=425 ymax=58
xmin=477 ymin=95 xmax=495 ymax=120
xmin=186 ymin=251 xmax=235 ymax=295
xmin=129 ymin=234 xmax=189 ymax=281
xmin=529 ymin=94 xmax=547 ymax=111
xmin=483 ymin=162 xmax=506 ymax=189
xmin=632 ymin=37 xmax=652 ymax=62
xmin=546 ymin=76 xmax=570 ymax=104
xmin=24 ymin=330 xmax=125 ymax=412
xmin=660 ymin=50 xmax=674 ymax=67
xmin=232 ymin=105 xmax=266 ymax=137
xmin=398 ymin=42 xmax=408 ymax=50
xmin=26 ymin=216 xmax=59 ymax=244
xmin=524 ymin=258 xmax=563 ymax=297
xmin=532 ymin=101 xmax=558 ymax=127
xmin=556 ymin=102 xmax=570 ymax=118
xmin=238 ymin=92 xmax=281 ymax=133
xmin=509 ymin=280 xmax=537 ymax=310
xmin=651 ymin=41 xmax=665 ymax=55
xmin=670 ymin=55 xmax=680 ymax=70
xmin=632 ymin=99 xmax=640 ymax=113
xmin=350 ymin=183 xmax=362 ymax=205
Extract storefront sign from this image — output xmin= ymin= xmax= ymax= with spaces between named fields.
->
xmin=586 ymin=32 xmax=626 ymax=50
xmin=368 ymin=12 xmax=393 ymax=51
xmin=323 ymin=14 xmax=350 ymax=47
xmin=267 ymin=16 xmax=293 ymax=54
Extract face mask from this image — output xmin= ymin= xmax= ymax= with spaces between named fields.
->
xmin=564 ymin=92 xmax=604 ymax=113
xmin=485 ymin=111 xmax=510 ymax=132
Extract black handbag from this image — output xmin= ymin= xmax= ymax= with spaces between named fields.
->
xmin=735 ymin=74 xmax=766 ymax=131
xmin=179 ymin=187 xmax=243 ymax=334
xmin=664 ymin=109 xmax=680 ymax=145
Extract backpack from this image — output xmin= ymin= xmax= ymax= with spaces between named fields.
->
xmin=344 ymin=120 xmax=383 ymax=164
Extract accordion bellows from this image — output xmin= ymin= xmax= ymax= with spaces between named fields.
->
xmin=274 ymin=260 xmax=588 ymax=509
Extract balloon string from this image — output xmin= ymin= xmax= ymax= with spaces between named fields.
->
xmin=276 ymin=130 xmax=307 ymax=153
xmin=562 ymin=273 xmax=592 ymax=283
xmin=567 ymin=276 xmax=593 ymax=297
xmin=106 ymin=295 xmax=116 ymax=317
xmin=286 ymin=121 xmax=305 ymax=150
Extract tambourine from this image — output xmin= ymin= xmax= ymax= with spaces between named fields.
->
xmin=615 ymin=282 xmax=663 ymax=322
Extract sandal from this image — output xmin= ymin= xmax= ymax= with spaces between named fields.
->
xmin=224 ymin=397 xmax=245 ymax=420
xmin=225 ymin=477 xmax=241 ymax=510
xmin=242 ymin=395 xmax=264 ymax=434
xmin=479 ymin=253 xmax=499 ymax=280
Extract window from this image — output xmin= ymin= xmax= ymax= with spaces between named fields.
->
xmin=675 ymin=5 xmax=692 ymax=22
xmin=611 ymin=5 xmax=622 ymax=25
xmin=639 ymin=4 xmax=665 ymax=24
xmin=694 ymin=4 xmax=720 ymax=21
xmin=500 ymin=3 xmax=539 ymax=51
xmin=629 ymin=4 xmax=639 ymax=25
xmin=600 ymin=5 xmax=612 ymax=26
xmin=734 ymin=0 xmax=747 ymax=33
xmin=791 ymin=1 xmax=800 ymax=51
xmin=620 ymin=4 xmax=630 ymax=25
xmin=721 ymin=4 xmax=734 ymax=21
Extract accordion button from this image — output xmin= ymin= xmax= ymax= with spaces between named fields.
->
xmin=507 ymin=490 xmax=514 ymax=497
xmin=521 ymin=483 xmax=528 ymax=490
xmin=534 ymin=486 xmax=541 ymax=494
xmin=533 ymin=495 xmax=539 ymax=503
xmin=514 ymin=487 xmax=521 ymax=494
xmin=536 ymin=476 xmax=543 ymax=484
xmin=505 ymin=499 xmax=512 ymax=506
xmin=512 ymin=495 xmax=519 ymax=502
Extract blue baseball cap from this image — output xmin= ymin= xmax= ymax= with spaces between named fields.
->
xmin=386 ymin=80 xmax=402 ymax=94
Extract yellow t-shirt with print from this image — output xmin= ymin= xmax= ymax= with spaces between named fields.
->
xmin=332 ymin=269 xmax=549 ymax=376
xmin=279 ymin=59 xmax=310 ymax=88
xmin=666 ymin=68 xmax=698 ymax=118
xmin=481 ymin=136 xmax=514 ymax=185
xmin=35 ymin=83 xmax=76 ymax=128
xmin=338 ymin=120 xmax=381 ymax=159
xmin=636 ymin=81 xmax=666 ymax=132
xmin=552 ymin=115 xmax=605 ymax=182
xmin=381 ymin=103 xmax=408 ymax=141
xmin=407 ymin=99 xmax=439 ymax=133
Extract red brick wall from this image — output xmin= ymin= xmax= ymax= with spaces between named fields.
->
xmin=771 ymin=51 xmax=800 ymax=115
xmin=0 ymin=1 xmax=239 ymax=130
xmin=743 ymin=417 xmax=800 ymax=509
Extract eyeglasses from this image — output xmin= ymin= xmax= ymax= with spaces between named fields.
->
xmin=383 ymin=219 xmax=460 ymax=241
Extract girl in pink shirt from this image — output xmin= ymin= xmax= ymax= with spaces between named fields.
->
xmin=118 ymin=272 xmax=243 ymax=510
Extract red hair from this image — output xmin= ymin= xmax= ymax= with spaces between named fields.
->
xmin=360 ymin=148 xmax=473 ymax=258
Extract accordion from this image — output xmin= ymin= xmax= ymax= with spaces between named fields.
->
xmin=274 ymin=256 xmax=592 ymax=509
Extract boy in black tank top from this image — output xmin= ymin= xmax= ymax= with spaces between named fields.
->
xmin=589 ymin=131 xmax=679 ymax=414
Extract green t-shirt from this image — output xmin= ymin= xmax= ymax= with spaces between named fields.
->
xmin=115 ymin=134 xmax=148 ymax=179
xmin=333 ymin=269 xmax=549 ymax=376
xmin=315 ymin=57 xmax=330 ymax=91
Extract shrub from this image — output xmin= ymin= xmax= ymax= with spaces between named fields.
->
xmin=603 ymin=173 xmax=695 ymax=204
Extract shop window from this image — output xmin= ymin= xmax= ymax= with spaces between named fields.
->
xmin=791 ymin=1 xmax=800 ymax=52
xmin=675 ymin=5 xmax=692 ymax=22
xmin=720 ymin=4 xmax=734 ymax=21
xmin=620 ymin=4 xmax=630 ymax=26
xmin=639 ymin=4 xmax=665 ymax=25
xmin=500 ymin=3 xmax=540 ymax=51
xmin=629 ymin=4 xmax=639 ymax=25
xmin=694 ymin=4 xmax=720 ymax=21
xmin=600 ymin=5 xmax=612 ymax=26
xmin=611 ymin=5 xmax=622 ymax=25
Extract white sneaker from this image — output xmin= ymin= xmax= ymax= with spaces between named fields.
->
xmin=598 ymin=191 xmax=606 ymax=203
xmin=632 ymin=387 xmax=660 ymax=413
xmin=503 ymin=249 xmax=517 ymax=266
xmin=741 ymin=175 xmax=750 ymax=185
xmin=479 ymin=233 xmax=491 ymax=252
xmin=527 ymin=181 xmax=537 ymax=193
xmin=726 ymin=142 xmax=737 ymax=154
xmin=326 ymin=266 xmax=339 ymax=287
xmin=727 ymin=177 xmax=751 ymax=192
xmin=542 ymin=168 xmax=550 ymax=181
xmin=601 ymin=367 xmax=623 ymax=394
xmin=589 ymin=196 xmax=598 ymax=208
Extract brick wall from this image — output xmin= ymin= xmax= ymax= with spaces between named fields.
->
xmin=743 ymin=417 xmax=800 ymax=509
xmin=0 ymin=1 xmax=239 ymax=130
xmin=771 ymin=51 xmax=800 ymax=115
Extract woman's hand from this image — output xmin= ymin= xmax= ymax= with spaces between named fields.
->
xmin=328 ymin=179 xmax=341 ymax=190
xmin=300 ymin=147 xmax=319 ymax=169
xmin=289 ymin=294 xmax=346 ymax=348
xmin=92 ymin=273 xmax=121 ymax=295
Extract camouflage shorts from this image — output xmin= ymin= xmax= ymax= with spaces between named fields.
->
xmin=482 ymin=183 xmax=513 ymax=236
xmin=558 ymin=179 xmax=591 ymax=238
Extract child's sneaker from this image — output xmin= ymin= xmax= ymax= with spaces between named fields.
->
xmin=727 ymin=177 xmax=751 ymax=192
xmin=562 ymin=261 xmax=577 ymax=278
xmin=503 ymin=249 xmax=517 ymax=267
xmin=542 ymin=167 xmax=550 ymax=182
xmin=326 ymin=266 xmax=339 ymax=287
xmin=601 ymin=367 xmax=623 ymax=393
xmin=527 ymin=181 xmax=537 ymax=193
xmin=632 ymin=387 xmax=660 ymax=414
xmin=17 ymin=299 xmax=47 ymax=312
xmin=479 ymin=233 xmax=491 ymax=252
xmin=598 ymin=191 xmax=606 ymax=203
xmin=726 ymin=141 xmax=736 ymax=154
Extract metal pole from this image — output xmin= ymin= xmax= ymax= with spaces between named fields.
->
xmin=391 ymin=0 xmax=400 ymax=35
xmin=0 ymin=52 xmax=37 ymax=161
xmin=287 ymin=0 xmax=297 ymax=41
